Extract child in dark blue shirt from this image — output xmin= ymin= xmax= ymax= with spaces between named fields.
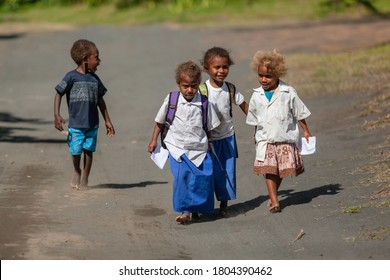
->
xmin=54 ymin=39 xmax=115 ymax=190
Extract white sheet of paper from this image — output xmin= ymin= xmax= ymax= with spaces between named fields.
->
xmin=298 ymin=136 xmax=316 ymax=155
xmin=150 ymin=145 xmax=169 ymax=169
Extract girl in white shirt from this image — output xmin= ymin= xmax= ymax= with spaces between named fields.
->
xmin=148 ymin=61 xmax=220 ymax=223
xmin=246 ymin=50 xmax=312 ymax=213
xmin=200 ymin=47 xmax=249 ymax=217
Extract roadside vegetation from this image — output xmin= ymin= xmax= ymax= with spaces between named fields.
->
xmin=1 ymin=0 xmax=390 ymax=25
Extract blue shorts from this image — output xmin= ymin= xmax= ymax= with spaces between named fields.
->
xmin=67 ymin=127 xmax=98 ymax=155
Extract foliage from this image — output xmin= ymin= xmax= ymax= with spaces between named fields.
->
xmin=0 ymin=0 xmax=386 ymax=13
xmin=320 ymin=0 xmax=386 ymax=16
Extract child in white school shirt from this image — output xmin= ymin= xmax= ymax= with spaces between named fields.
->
xmin=246 ymin=49 xmax=312 ymax=213
xmin=200 ymin=46 xmax=249 ymax=217
xmin=148 ymin=61 xmax=220 ymax=223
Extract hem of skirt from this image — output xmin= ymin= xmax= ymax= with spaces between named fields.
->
xmin=254 ymin=166 xmax=305 ymax=177
xmin=253 ymin=165 xmax=277 ymax=175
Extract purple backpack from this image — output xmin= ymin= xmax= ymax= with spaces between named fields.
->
xmin=160 ymin=91 xmax=208 ymax=149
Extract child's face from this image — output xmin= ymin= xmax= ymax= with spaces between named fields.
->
xmin=85 ymin=48 xmax=101 ymax=73
xmin=205 ymin=56 xmax=230 ymax=87
xmin=257 ymin=66 xmax=278 ymax=91
xmin=178 ymin=74 xmax=200 ymax=102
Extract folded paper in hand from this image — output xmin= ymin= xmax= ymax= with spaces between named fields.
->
xmin=151 ymin=145 xmax=169 ymax=169
xmin=298 ymin=136 xmax=316 ymax=155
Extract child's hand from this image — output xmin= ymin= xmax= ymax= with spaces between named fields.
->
xmin=148 ymin=140 xmax=157 ymax=153
xmin=106 ymin=122 xmax=115 ymax=137
xmin=303 ymin=130 xmax=311 ymax=142
xmin=54 ymin=115 xmax=66 ymax=131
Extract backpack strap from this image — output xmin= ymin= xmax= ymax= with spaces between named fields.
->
xmin=199 ymin=83 xmax=208 ymax=97
xmin=200 ymin=93 xmax=208 ymax=131
xmin=225 ymin=81 xmax=236 ymax=117
xmin=165 ymin=91 xmax=180 ymax=126
xmin=160 ymin=91 xmax=180 ymax=148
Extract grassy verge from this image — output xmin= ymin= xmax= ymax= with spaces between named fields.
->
xmin=288 ymin=43 xmax=390 ymax=129
xmin=1 ymin=0 xmax=390 ymax=26
xmin=291 ymin=43 xmax=390 ymax=217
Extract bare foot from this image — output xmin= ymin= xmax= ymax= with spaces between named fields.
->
xmin=75 ymin=185 xmax=89 ymax=191
xmin=70 ymin=172 xmax=81 ymax=189
xmin=175 ymin=213 xmax=191 ymax=223
xmin=269 ymin=203 xmax=281 ymax=213
xmin=77 ymin=179 xmax=89 ymax=191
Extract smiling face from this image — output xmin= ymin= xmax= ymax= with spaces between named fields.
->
xmin=85 ymin=48 xmax=100 ymax=73
xmin=205 ymin=56 xmax=230 ymax=88
xmin=257 ymin=65 xmax=279 ymax=91
xmin=178 ymin=74 xmax=200 ymax=102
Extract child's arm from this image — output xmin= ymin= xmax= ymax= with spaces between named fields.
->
xmin=98 ymin=97 xmax=115 ymax=137
xmin=148 ymin=123 xmax=164 ymax=153
xmin=239 ymin=101 xmax=249 ymax=115
xmin=54 ymin=92 xmax=66 ymax=131
xmin=298 ymin=119 xmax=312 ymax=141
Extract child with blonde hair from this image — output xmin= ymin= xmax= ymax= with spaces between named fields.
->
xmin=246 ymin=49 xmax=312 ymax=213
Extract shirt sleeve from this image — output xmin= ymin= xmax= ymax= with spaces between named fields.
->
xmin=55 ymin=72 xmax=72 ymax=96
xmin=93 ymin=73 xmax=107 ymax=98
xmin=290 ymin=88 xmax=311 ymax=120
xmin=246 ymin=92 xmax=259 ymax=126
xmin=154 ymin=94 xmax=170 ymax=124
xmin=233 ymin=88 xmax=245 ymax=106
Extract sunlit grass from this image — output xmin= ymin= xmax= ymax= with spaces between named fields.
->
xmin=2 ymin=0 xmax=389 ymax=26
xmin=286 ymin=44 xmax=390 ymax=97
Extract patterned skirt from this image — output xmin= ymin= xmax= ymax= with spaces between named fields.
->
xmin=253 ymin=142 xmax=304 ymax=177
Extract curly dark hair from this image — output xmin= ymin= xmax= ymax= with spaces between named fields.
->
xmin=200 ymin=46 xmax=234 ymax=69
xmin=70 ymin=39 xmax=97 ymax=65
xmin=175 ymin=60 xmax=202 ymax=85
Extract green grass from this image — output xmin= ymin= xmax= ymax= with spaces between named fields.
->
xmin=286 ymin=43 xmax=390 ymax=97
xmin=1 ymin=0 xmax=390 ymax=26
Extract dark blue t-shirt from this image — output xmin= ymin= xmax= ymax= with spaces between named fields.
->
xmin=55 ymin=70 xmax=107 ymax=129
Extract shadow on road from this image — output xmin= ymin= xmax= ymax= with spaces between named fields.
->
xmin=279 ymin=183 xmax=342 ymax=210
xmin=0 ymin=112 xmax=63 ymax=143
xmin=193 ymin=184 xmax=342 ymax=223
xmin=90 ymin=181 xmax=169 ymax=189
xmin=0 ymin=33 xmax=24 ymax=40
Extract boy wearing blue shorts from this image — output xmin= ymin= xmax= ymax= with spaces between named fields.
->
xmin=54 ymin=39 xmax=115 ymax=190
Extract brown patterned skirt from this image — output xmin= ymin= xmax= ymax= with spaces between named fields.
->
xmin=253 ymin=142 xmax=304 ymax=177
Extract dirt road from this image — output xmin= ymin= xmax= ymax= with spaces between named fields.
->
xmin=0 ymin=18 xmax=389 ymax=259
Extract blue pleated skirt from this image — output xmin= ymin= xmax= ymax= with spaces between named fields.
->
xmin=210 ymin=135 xmax=237 ymax=201
xmin=169 ymin=152 xmax=214 ymax=213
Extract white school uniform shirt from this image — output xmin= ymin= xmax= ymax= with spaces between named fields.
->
xmin=155 ymin=92 xmax=221 ymax=167
xmin=246 ymin=81 xmax=311 ymax=161
xmin=204 ymin=79 xmax=245 ymax=141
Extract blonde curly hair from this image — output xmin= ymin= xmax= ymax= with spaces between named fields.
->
xmin=250 ymin=49 xmax=287 ymax=78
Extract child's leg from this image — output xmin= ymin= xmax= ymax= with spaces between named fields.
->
xmin=220 ymin=200 xmax=228 ymax=217
xmin=80 ymin=150 xmax=93 ymax=189
xmin=70 ymin=155 xmax=81 ymax=188
xmin=265 ymin=174 xmax=282 ymax=212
